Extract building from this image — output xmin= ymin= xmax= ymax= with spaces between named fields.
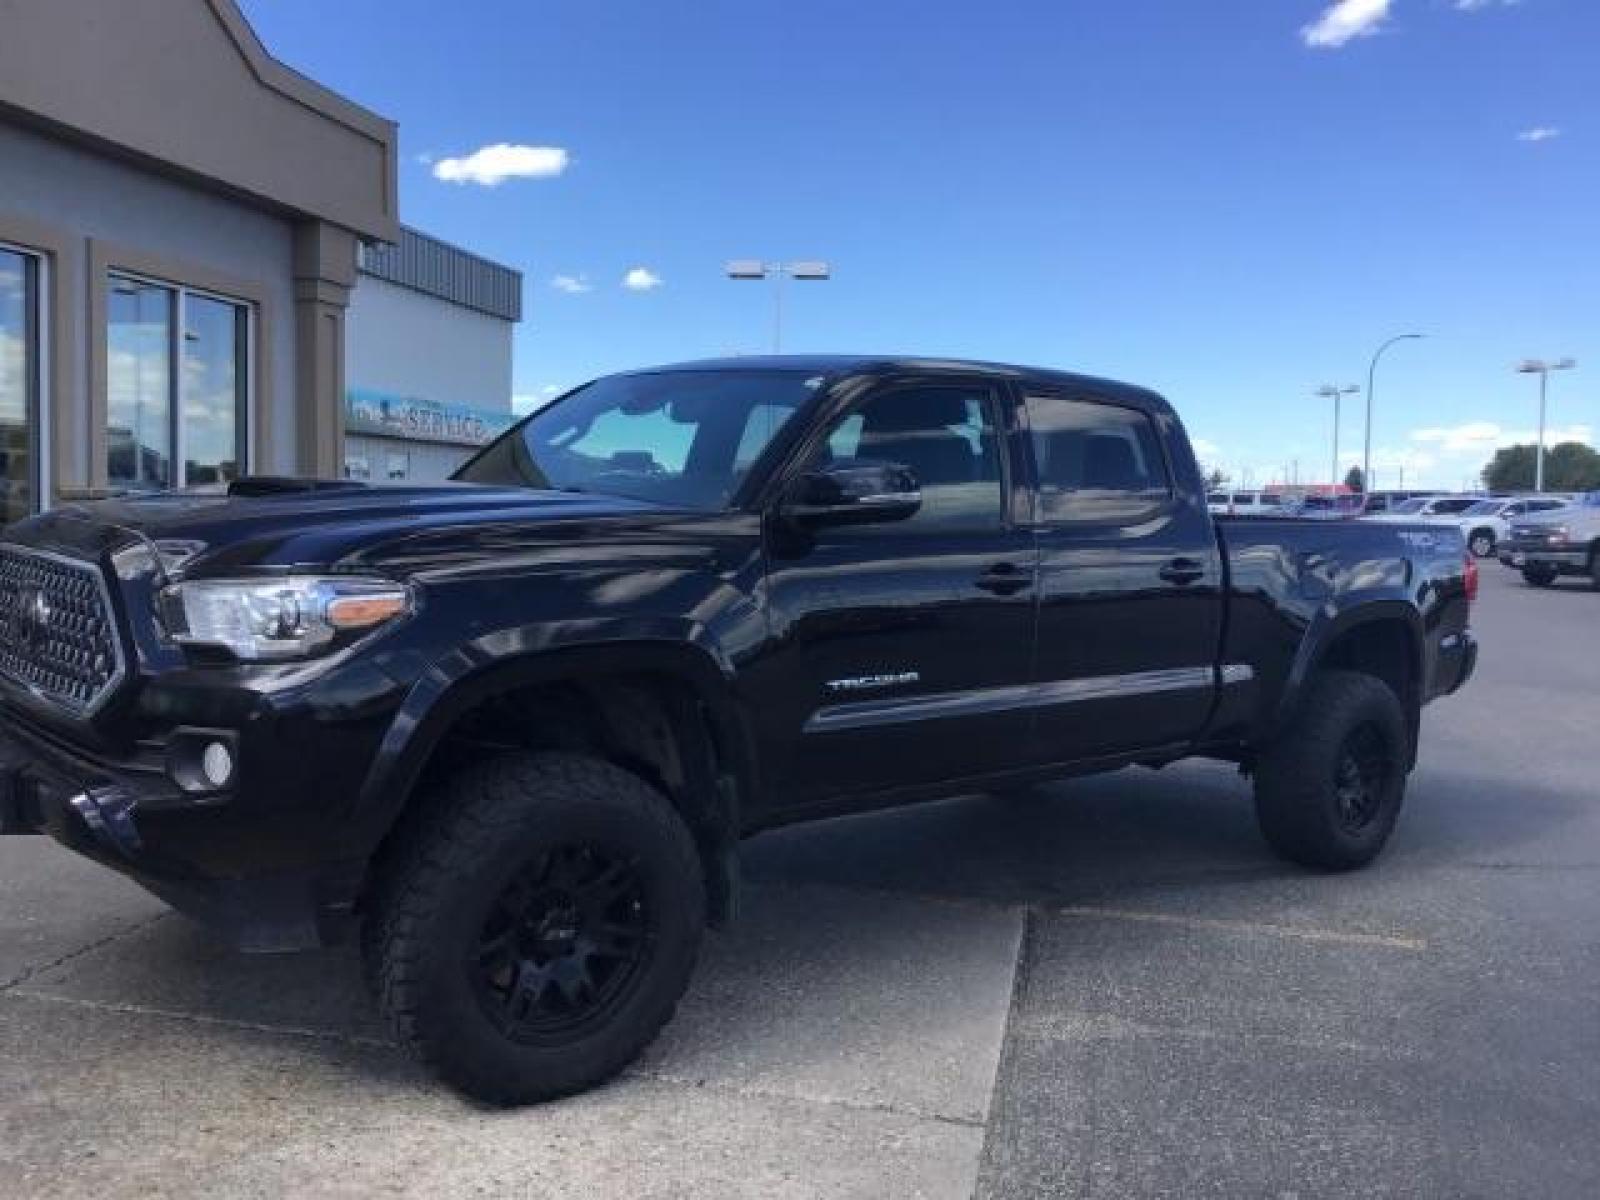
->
xmin=0 ymin=0 xmax=522 ymax=524
xmin=344 ymin=228 xmax=522 ymax=483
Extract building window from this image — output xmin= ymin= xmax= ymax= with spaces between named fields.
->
xmin=105 ymin=273 xmax=249 ymax=490
xmin=0 ymin=245 xmax=42 ymax=524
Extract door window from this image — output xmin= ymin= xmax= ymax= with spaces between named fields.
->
xmin=814 ymin=385 xmax=1003 ymax=529
xmin=1024 ymin=394 xmax=1171 ymax=523
xmin=0 ymin=246 xmax=40 ymax=523
xmin=106 ymin=272 xmax=250 ymax=491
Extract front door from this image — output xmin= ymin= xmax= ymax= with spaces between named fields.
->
xmin=1022 ymin=390 xmax=1224 ymax=764
xmin=753 ymin=378 xmax=1037 ymax=808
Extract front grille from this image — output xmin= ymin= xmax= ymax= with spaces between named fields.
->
xmin=0 ymin=545 xmax=124 ymax=715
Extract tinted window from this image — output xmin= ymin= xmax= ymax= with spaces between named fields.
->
xmin=1207 ymin=493 xmax=1227 ymax=506
xmin=457 ymin=370 xmax=816 ymax=509
xmin=1259 ymin=493 xmax=1284 ymax=507
xmin=1431 ymin=498 xmax=1476 ymax=514
xmin=1230 ymin=493 xmax=1253 ymax=505
xmin=817 ymin=385 xmax=1002 ymax=530
xmin=1025 ymin=395 xmax=1170 ymax=523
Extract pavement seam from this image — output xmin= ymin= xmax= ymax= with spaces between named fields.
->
xmin=970 ymin=904 xmax=1037 ymax=1200
xmin=0 ymin=910 xmax=173 ymax=992
xmin=1009 ymin=1008 xmax=1415 ymax=1059
xmin=623 ymin=1066 xmax=987 ymax=1130
xmin=1 ymin=987 xmax=398 ymax=1049
xmin=1051 ymin=903 xmax=1427 ymax=950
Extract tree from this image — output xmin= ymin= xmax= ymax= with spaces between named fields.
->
xmin=1343 ymin=466 xmax=1366 ymax=494
xmin=1203 ymin=467 xmax=1229 ymax=491
xmin=1482 ymin=442 xmax=1600 ymax=493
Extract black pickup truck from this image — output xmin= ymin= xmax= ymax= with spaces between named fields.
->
xmin=0 ymin=356 xmax=1476 ymax=1103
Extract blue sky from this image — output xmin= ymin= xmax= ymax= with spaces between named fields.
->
xmin=241 ymin=0 xmax=1596 ymax=489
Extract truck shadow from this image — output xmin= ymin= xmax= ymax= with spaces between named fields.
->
xmin=30 ymin=756 xmax=1582 ymax=1097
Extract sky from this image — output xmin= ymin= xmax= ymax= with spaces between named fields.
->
xmin=240 ymin=0 xmax=1597 ymax=490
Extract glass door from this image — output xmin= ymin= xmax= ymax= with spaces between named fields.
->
xmin=0 ymin=246 xmax=40 ymax=524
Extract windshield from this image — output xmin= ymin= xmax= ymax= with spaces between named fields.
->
xmin=454 ymin=370 xmax=821 ymax=508
xmin=1463 ymin=500 xmax=1503 ymax=516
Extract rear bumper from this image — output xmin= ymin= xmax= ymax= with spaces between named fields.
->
xmin=1439 ymin=630 xmax=1477 ymax=697
xmin=0 ymin=718 xmax=362 ymax=951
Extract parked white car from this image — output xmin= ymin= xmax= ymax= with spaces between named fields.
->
xmin=1207 ymin=490 xmax=1289 ymax=517
xmin=1364 ymin=495 xmax=1479 ymax=523
xmin=1437 ymin=496 xmax=1571 ymax=557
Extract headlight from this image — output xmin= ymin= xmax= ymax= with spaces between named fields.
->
xmin=1546 ymin=526 xmax=1570 ymax=544
xmin=159 ymin=576 xmax=412 ymax=661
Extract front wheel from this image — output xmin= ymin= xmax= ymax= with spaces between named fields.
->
xmin=364 ymin=752 xmax=705 ymax=1105
xmin=1254 ymin=671 xmax=1408 ymax=871
xmin=1522 ymin=566 xmax=1557 ymax=588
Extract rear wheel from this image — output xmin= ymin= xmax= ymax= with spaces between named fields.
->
xmin=1254 ymin=670 xmax=1408 ymax=871
xmin=1468 ymin=529 xmax=1495 ymax=558
xmin=364 ymin=752 xmax=705 ymax=1105
xmin=1590 ymin=547 xmax=1600 ymax=592
xmin=1522 ymin=566 xmax=1557 ymax=588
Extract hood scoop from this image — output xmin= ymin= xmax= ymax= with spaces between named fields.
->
xmin=228 ymin=477 xmax=371 ymax=498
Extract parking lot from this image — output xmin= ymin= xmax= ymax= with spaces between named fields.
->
xmin=2 ymin=561 xmax=1596 ymax=1199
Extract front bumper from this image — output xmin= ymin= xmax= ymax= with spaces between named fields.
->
xmin=1500 ymin=546 xmax=1589 ymax=571
xmin=0 ymin=714 xmax=364 ymax=951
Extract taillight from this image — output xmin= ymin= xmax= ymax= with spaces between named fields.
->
xmin=1464 ymin=553 xmax=1479 ymax=604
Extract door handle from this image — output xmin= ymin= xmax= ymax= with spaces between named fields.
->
xmin=1158 ymin=557 xmax=1205 ymax=586
xmin=974 ymin=561 xmax=1032 ymax=595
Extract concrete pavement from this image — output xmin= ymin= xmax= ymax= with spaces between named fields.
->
xmin=3 ymin=561 xmax=1597 ymax=1197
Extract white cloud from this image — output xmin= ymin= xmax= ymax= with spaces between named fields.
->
xmin=622 ymin=267 xmax=663 ymax=292
xmin=1409 ymin=421 xmax=1594 ymax=456
xmin=1190 ymin=437 xmax=1223 ymax=463
xmin=550 ymin=274 xmax=592 ymax=294
xmin=432 ymin=143 xmax=570 ymax=186
xmin=1455 ymin=0 xmax=1521 ymax=11
xmin=1516 ymin=127 xmax=1561 ymax=143
xmin=511 ymin=386 xmax=564 ymax=416
xmin=1301 ymin=0 xmax=1392 ymax=48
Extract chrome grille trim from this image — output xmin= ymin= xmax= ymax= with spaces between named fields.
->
xmin=0 ymin=543 xmax=125 ymax=716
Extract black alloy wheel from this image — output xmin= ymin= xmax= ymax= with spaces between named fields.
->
xmin=473 ymin=844 xmax=652 ymax=1042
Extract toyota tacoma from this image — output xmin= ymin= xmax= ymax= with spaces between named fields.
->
xmin=0 ymin=356 xmax=1477 ymax=1103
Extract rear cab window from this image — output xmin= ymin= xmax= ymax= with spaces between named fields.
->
xmin=1022 ymin=393 xmax=1173 ymax=523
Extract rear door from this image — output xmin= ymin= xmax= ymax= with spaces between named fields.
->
xmin=1023 ymin=390 xmax=1224 ymax=764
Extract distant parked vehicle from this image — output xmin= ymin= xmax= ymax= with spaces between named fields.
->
xmin=1362 ymin=489 xmax=1439 ymax=515
xmin=1436 ymin=496 xmax=1571 ymax=558
xmin=1502 ymin=492 xmax=1600 ymax=588
xmin=1365 ymin=495 xmax=1480 ymax=522
xmin=1207 ymin=490 xmax=1288 ymax=516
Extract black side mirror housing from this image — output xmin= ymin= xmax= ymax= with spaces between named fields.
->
xmin=781 ymin=459 xmax=922 ymax=527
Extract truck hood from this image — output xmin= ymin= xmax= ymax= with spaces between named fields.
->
xmin=7 ymin=481 xmax=680 ymax=572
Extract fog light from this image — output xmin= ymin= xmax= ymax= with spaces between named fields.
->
xmin=201 ymin=741 xmax=234 ymax=788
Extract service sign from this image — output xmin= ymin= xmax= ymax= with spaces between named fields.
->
xmin=345 ymin=389 xmax=520 ymax=447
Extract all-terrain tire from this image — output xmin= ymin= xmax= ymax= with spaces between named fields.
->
xmin=1522 ymin=566 xmax=1557 ymax=588
xmin=1254 ymin=670 xmax=1408 ymax=871
xmin=363 ymin=751 xmax=705 ymax=1105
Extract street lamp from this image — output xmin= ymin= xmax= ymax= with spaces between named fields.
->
xmin=724 ymin=260 xmax=831 ymax=352
xmin=1362 ymin=333 xmax=1426 ymax=497
xmin=1315 ymin=384 xmax=1360 ymax=491
xmin=1517 ymin=357 xmax=1577 ymax=492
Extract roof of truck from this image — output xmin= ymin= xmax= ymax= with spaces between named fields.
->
xmin=627 ymin=355 xmax=1171 ymax=411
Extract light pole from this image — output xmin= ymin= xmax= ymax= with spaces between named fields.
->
xmin=1316 ymin=384 xmax=1360 ymax=490
xmin=725 ymin=260 xmax=831 ymax=352
xmin=1517 ymin=357 xmax=1577 ymax=492
xmin=1363 ymin=333 xmax=1426 ymax=497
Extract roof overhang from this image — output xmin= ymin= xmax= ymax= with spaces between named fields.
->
xmin=0 ymin=0 xmax=398 ymax=242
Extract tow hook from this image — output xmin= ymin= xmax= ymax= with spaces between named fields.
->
xmin=69 ymin=786 xmax=143 ymax=858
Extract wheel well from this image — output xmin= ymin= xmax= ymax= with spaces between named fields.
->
xmin=371 ymin=671 xmax=740 ymax=926
xmin=1315 ymin=619 xmax=1420 ymax=758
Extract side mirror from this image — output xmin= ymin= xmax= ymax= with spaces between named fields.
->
xmin=781 ymin=458 xmax=921 ymax=527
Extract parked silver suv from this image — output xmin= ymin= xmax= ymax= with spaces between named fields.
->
xmin=1502 ymin=492 xmax=1600 ymax=588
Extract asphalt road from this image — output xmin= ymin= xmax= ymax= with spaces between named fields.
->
xmin=2 ymin=560 xmax=1596 ymax=1197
